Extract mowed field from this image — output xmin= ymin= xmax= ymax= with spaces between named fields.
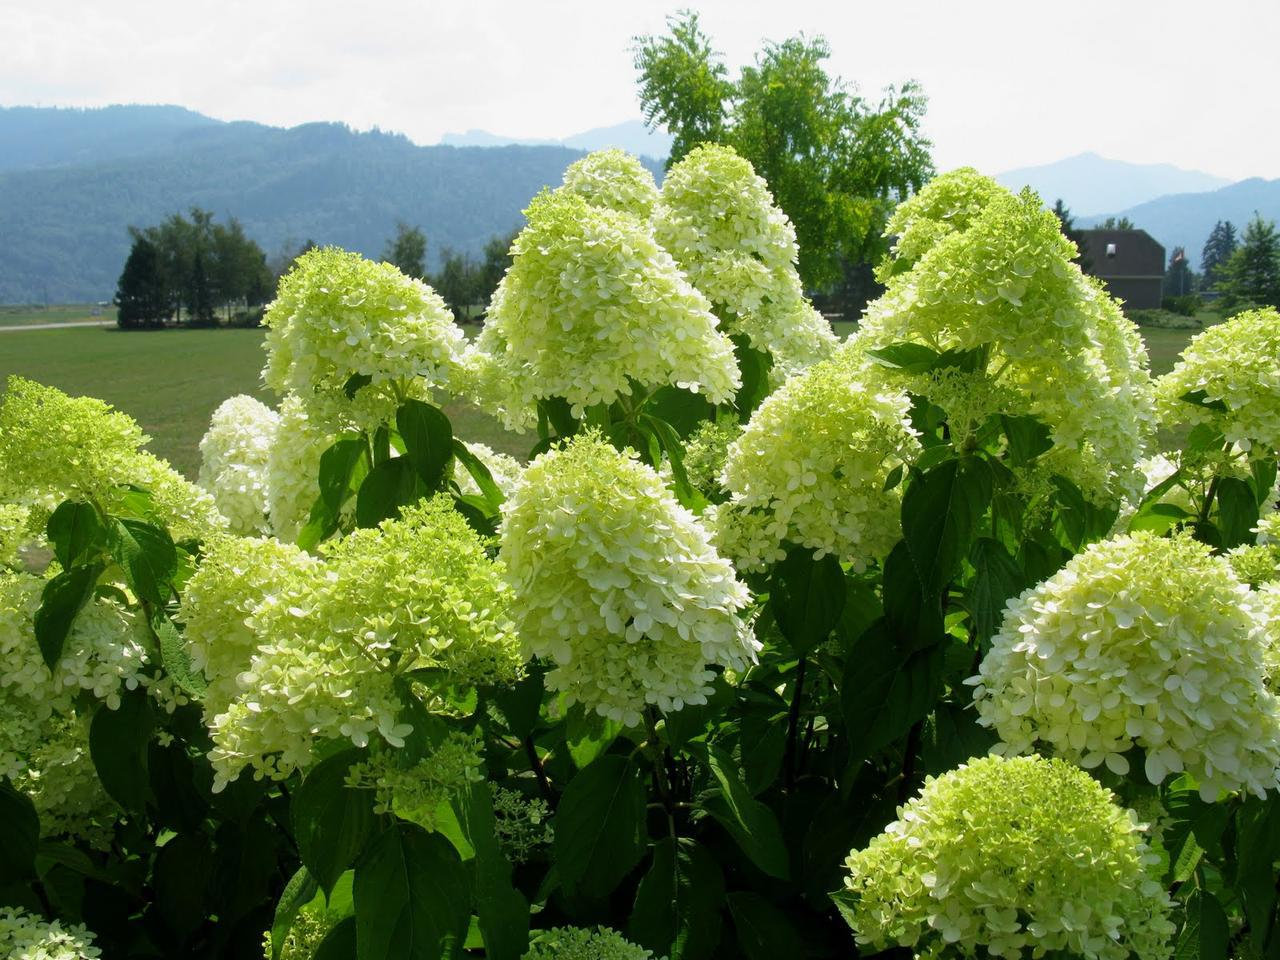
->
xmin=1 ymin=321 xmax=1197 ymax=479
xmin=0 ymin=326 xmax=523 ymax=477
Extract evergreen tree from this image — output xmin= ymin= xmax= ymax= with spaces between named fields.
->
xmin=1220 ymin=215 xmax=1280 ymax=309
xmin=1097 ymin=216 xmax=1136 ymax=230
xmin=383 ymin=222 xmax=427 ymax=278
xmin=114 ymin=236 xmax=170 ymax=329
xmin=432 ymin=247 xmax=481 ymax=321
xmin=1201 ymin=219 xmax=1238 ymax=288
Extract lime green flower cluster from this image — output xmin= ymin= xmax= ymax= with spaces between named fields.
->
xmin=523 ymin=927 xmax=659 ymax=960
xmin=179 ymin=533 xmax=320 ymax=719
xmin=500 ymin=433 xmax=757 ymax=727
xmin=1157 ymin=307 xmax=1280 ymax=451
xmin=206 ymin=496 xmax=521 ymax=789
xmin=492 ymin=786 xmax=554 ymax=864
xmin=470 ymin=191 xmax=740 ymax=429
xmin=859 ymin=176 xmax=1155 ymax=502
xmin=0 ymin=503 xmax=36 ymax=568
xmin=878 ymin=166 xmax=1007 ymax=269
xmin=840 ymin=755 xmax=1174 ymax=960
xmin=714 ymin=346 xmax=919 ymax=572
xmin=0 ymin=907 xmax=101 ymax=960
xmin=681 ymin=419 xmax=741 ymax=499
xmin=972 ymin=533 xmax=1280 ymax=799
xmin=345 ymin=730 xmax=484 ymax=824
xmin=654 ymin=144 xmax=836 ymax=373
xmin=559 ymin=148 xmax=660 ymax=219
xmin=263 ymin=247 xmax=469 ymax=431
xmin=264 ymin=394 xmax=337 ymax=543
xmin=0 ymin=377 xmax=223 ymax=539
xmin=1229 ymin=513 xmax=1280 ymax=586
xmin=265 ymin=905 xmax=342 ymax=960
xmin=197 ymin=394 xmax=280 ymax=536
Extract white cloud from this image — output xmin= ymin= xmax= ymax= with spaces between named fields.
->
xmin=2 ymin=0 xmax=1276 ymax=180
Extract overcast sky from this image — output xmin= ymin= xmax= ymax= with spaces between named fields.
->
xmin=3 ymin=0 xmax=1277 ymax=180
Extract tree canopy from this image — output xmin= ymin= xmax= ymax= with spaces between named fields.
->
xmin=633 ymin=11 xmax=933 ymax=295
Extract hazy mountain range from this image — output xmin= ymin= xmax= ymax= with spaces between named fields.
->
xmin=2 ymin=104 xmax=1278 ymax=301
xmin=440 ymin=119 xmax=672 ymax=159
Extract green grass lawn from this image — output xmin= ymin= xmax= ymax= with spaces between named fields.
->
xmin=1 ymin=321 xmax=1200 ymax=480
xmin=0 ymin=326 xmax=523 ymax=477
xmin=0 ymin=303 xmax=118 ymax=327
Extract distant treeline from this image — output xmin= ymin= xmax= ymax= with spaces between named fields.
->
xmin=115 ymin=212 xmax=518 ymax=330
xmin=115 ymin=209 xmax=272 ymax=329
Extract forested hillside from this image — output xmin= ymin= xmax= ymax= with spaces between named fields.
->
xmin=0 ymin=106 xmax=657 ymax=302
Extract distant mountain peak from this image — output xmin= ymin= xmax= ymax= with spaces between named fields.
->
xmin=995 ymin=153 xmax=1232 ymax=217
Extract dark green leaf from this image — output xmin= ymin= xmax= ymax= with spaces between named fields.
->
xmin=355 ymin=458 xmax=424 ymax=528
xmin=314 ymin=917 xmax=358 ymax=960
xmin=1234 ymin=796 xmax=1280 ymax=947
xmin=153 ymin=613 xmax=207 ymax=698
xmin=354 ymin=823 xmax=470 ymax=960
xmin=343 ymin=373 xmax=373 ymax=399
xmin=451 ymin=439 xmax=503 ymax=509
xmin=628 ymin=838 xmax=724 ymax=960
xmin=769 ymin=547 xmax=846 ymax=656
xmin=293 ymin=749 xmax=377 ymax=896
xmin=1179 ymin=390 xmax=1229 ymax=413
xmin=553 ymin=755 xmax=647 ymax=897
xmin=842 ymin=622 xmax=946 ymax=759
xmin=1000 ymin=414 xmax=1053 ymax=466
xmin=537 ymin=397 xmax=578 ymax=438
xmin=731 ymin=336 xmax=772 ymax=422
xmin=1252 ymin=458 xmax=1278 ymax=510
xmin=320 ymin=438 xmax=371 ymax=511
xmin=46 ymin=500 xmax=105 ymax=569
xmin=491 ymin=667 xmax=544 ymax=739
xmin=153 ymin=833 xmax=213 ymax=941
xmin=106 ymin=516 xmax=176 ymax=604
xmin=34 ymin=562 xmax=102 ymax=669
xmin=704 ymin=746 xmax=789 ymax=879
xmin=1216 ymin=476 xmax=1259 ymax=549
xmin=726 ymin=891 xmax=801 ymax=960
xmin=452 ymin=784 xmax=529 ymax=960
xmin=564 ymin=704 xmax=622 ymax=769
xmin=642 ymin=386 xmax=713 ymax=437
xmin=966 ymin=538 xmax=1023 ymax=644
xmin=865 ymin=342 xmax=942 ymax=373
xmin=642 ymin=414 xmax=706 ymax=512
xmin=0 ymin=780 xmax=38 ymax=883
xmin=397 ymin=399 xmax=454 ymax=491
xmin=272 ymin=867 xmax=321 ymax=960
xmin=88 ymin=688 xmax=153 ymax=811
xmin=1174 ymin=890 xmax=1229 ymax=960
xmin=901 ymin=458 xmax=991 ymax=598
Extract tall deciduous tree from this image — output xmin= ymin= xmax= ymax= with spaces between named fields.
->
xmin=114 ymin=236 xmax=170 ymax=329
xmin=432 ymin=247 xmax=480 ymax=322
xmin=1201 ymin=219 xmax=1238 ymax=288
xmin=383 ymin=222 xmax=427 ymax=279
xmin=1220 ymin=214 xmax=1280 ymax=309
xmin=633 ymin=11 xmax=932 ymax=298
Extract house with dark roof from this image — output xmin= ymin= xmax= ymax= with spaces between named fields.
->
xmin=1078 ymin=229 xmax=1165 ymax=310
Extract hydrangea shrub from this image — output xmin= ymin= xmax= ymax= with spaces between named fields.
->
xmin=3 ymin=154 xmax=1279 ymax=960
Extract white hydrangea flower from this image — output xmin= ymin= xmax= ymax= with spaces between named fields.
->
xmin=653 ymin=143 xmax=837 ymax=373
xmin=263 ymin=246 xmax=469 ymax=431
xmin=971 ymin=532 xmax=1280 ymax=799
xmin=197 ymin=395 xmax=280 ymax=536
xmin=179 ymin=533 xmax=320 ymax=719
xmin=265 ymin=394 xmax=336 ymax=543
xmin=0 ymin=907 xmax=101 ymax=960
xmin=840 ymin=755 xmax=1174 ymax=960
xmin=1157 ymin=307 xmax=1280 ymax=451
xmin=499 ymin=433 xmax=759 ymax=727
xmin=468 ymin=191 xmax=741 ymax=430
xmin=14 ymin=714 xmax=119 ymax=850
xmin=559 ymin=148 xmax=659 ymax=219
xmin=714 ymin=344 xmax=920 ymax=572
xmin=207 ymin=497 xmax=521 ymax=790
xmin=859 ymin=178 xmax=1155 ymax=503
